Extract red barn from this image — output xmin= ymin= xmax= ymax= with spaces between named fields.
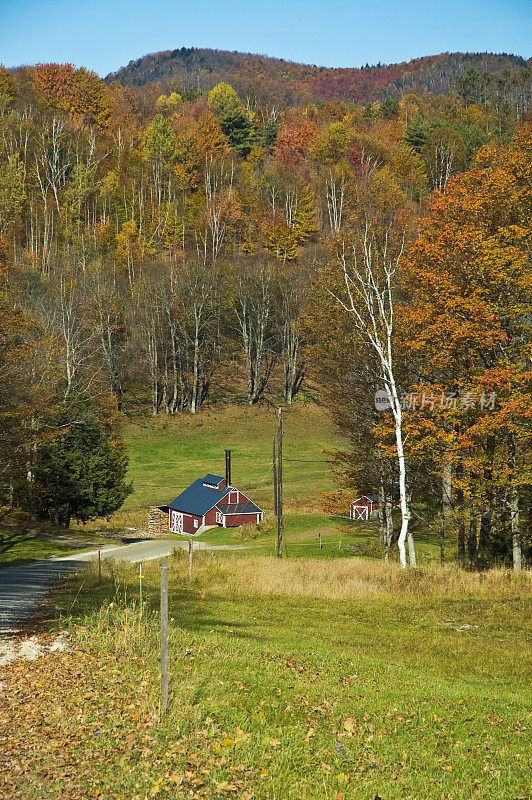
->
xmin=350 ymin=495 xmax=380 ymax=521
xmin=160 ymin=474 xmax=263 ymax=536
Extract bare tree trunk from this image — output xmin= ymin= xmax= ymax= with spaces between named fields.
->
xmin=468 ymin=513 xmax=478 ymax=570
xmin=440 ymin=513 xmax=445 ymax=567
xmin=442 ymin=441 xmax=453 ymax=528
xmin=190 ymin=326 xmax=200 ymax=414
xmin=379 ymin=462 xmax=393 ymax=563
xmin=457 ymin=518 xmax=466 ymax=569
xmin=393 ymin=402 xmax=411 ymax=568
xmin=27 ymin=464 xmax=37 ymax=521
xmin=508 ymin=434 xmax=522 ymax=572
xmin=510 ymin=490 xmax=522 ymax=572
xmin=407 ymin=488 xmax=416 ymax=567
xmin=478 ymin=436 xmax=494 ymax=568
xmin=234 ymin=261 xmax=274 ymax=405
xmin=384 ymin=493 xmax=393 ymax=564
xmin=456 ymin=461 xmax=466 ymax=569
xmin=379 ymin=480 xmax=386 ymax=549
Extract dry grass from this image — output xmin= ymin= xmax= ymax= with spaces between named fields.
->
xmin=156 ymin=554 xmax=532 ymax=600
xmin=71 ymin=508 xmax=149 ymax=533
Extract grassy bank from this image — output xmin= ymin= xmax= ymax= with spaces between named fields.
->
xmin=0 ymin=510 xmax=107 ymax=567
xmin=0 ymin=529 xmax=77 ymax=566
xmin=1 ymin=556 xmax=530 ymax=799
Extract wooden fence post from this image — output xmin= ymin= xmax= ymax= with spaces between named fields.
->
xmin=160 ymin=560 xmax=169 ymax=715
xmin=98 ymin=550 xmax=101 ymax=584
xmin=188 ymin=539 xmax=193 ymax=579
xmin=319 ymin=532 xmax=322 ymax=550
xmin=273 ymin=435 xmax=278 ymax=516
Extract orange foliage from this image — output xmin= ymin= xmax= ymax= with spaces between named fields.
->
xmin=273 ymin=117 xmax=317 ymax=167
xmin=33 ymin=63 xmax=113 ymax=127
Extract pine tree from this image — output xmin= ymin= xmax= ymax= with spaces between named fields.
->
xmin=208 ymin=83 xmax=254 ymax=156
xmin=35 ymin=392 xmax=132 ymax=527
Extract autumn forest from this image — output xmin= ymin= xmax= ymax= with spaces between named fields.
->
xmin=0 ymin=49 xmax=530 ymax=566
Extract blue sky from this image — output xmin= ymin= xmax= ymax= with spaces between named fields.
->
xmin=0 ymin=0 xmax=530 ymax=76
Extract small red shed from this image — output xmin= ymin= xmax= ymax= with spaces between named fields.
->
xmin=350 ymin=495 xmax=380 ymax=521
xmin=159 ymin=474 xmax=263 ymax=536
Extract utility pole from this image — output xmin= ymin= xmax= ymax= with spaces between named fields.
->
xmin=225 ymin=449 xmax=231 ymax=487
xmin=273 ymin=435 xmax=278 ymax=516
xmin=277 ymin=408 xmax=283 ymax=558
xmin=160 ymin=560 xmax=169 ymax=715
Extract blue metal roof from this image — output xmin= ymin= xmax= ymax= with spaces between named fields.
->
xmin=168 ymin=476 xmax=228 ymax=516
xmin=216 ymin=502 xmax=262 ymax=515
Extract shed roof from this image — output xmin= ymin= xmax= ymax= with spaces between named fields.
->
xmin=216 ymin=502 xmax=262 ymax=516
xmin=168 ymin=475 xmax=228 ymax=516
xmin=351 ymin=494 xmax=379 ymax=504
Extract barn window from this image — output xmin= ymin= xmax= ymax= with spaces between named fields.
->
xmin=194 ymin=519 xmax=198 ymax=527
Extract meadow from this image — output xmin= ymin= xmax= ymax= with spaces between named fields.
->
xmin=2 ymin=401 xmax=344 ymax=565
xmin=73 ymin=400 xmax=348 ymax=538
xmin=1 ymin=555 xmax=530 ymax=800
xmin=121 ymin=401 xmax=341 ymax=512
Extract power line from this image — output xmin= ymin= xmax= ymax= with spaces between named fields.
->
xmin=282 ymin=458 xmax=335 ymax=463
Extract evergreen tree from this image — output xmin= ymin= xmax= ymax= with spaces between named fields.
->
xmin=35 ymin=393 xmax=132 ymax=527
xmin=208 ymin=82 xmax=254 ymax=156
xmin=381 ymin=96 xmax=399 ymax=119
xmin=293 ymin=186 xmax=317 ymax=243
xmin=404 ymin=114 xmax=431 ymax=151
xmin=259 ymin=114 xmax=279 ymax=152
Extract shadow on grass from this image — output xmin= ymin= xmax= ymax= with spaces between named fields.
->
xmin=68 ymin=574 xmax=265 ymax=644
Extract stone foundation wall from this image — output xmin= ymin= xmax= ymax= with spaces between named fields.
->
xmin=148 ymin=506 xmax=169 ymax=537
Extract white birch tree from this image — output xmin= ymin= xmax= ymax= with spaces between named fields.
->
xmin=330 ymin=225 xmax=413 ymax=567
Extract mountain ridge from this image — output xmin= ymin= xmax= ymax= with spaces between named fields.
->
xmin=106 ymin=47 xmax=531 ymax=105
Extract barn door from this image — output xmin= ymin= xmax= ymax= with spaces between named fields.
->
xmin=170 ymin=510 xmax=183 ymax=534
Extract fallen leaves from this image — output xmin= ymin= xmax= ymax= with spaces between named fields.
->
xmin=343 ymin=716 xmax=358 ymax=734
xmin=215 ymin=781 xmax=238 ymax=792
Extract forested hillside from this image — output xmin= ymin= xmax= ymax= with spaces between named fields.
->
xmin=0 ymin=56 xmax=530 ymax=564
xmin=107 ymin=48 xmax=532 ymax=108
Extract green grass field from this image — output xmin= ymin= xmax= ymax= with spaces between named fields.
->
xmin=0 ymin=528 xmax=78 ymax=566
xmin=121 ymin=401 xmax=341 ymax=512
xmin=2 ymin=403 xmax=347 ymax=565
xmin=2 ymin=406 xmax=528 ymax=799
xmin=2 ymin=556 xmax=530 ymax=800
xmin=0 ymin=510 xmax=107 ymax=567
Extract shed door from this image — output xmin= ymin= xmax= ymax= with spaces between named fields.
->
xmin=170 ymin=510 xmax=183 ymax=534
